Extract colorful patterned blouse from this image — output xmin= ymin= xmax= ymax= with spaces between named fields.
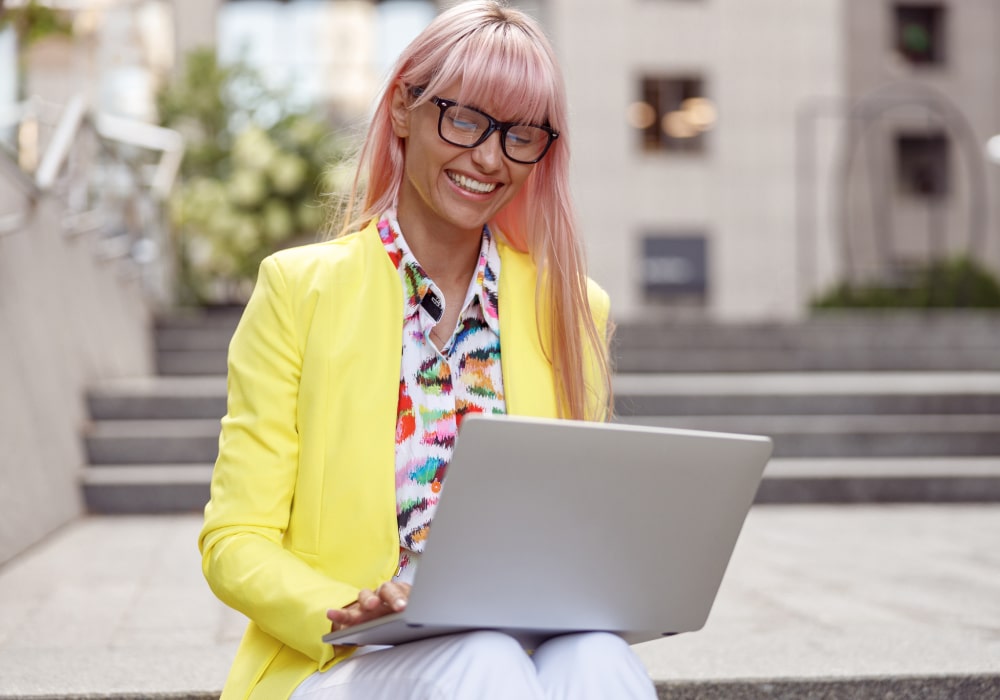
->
xmin=377 ymin=213 xmax=506 ymax=584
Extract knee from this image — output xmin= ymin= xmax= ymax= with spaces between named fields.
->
xmin=539 ymin=631 xmax=632 ymax=664
xmin=445 ymin=630 xmax=537 ymax=677
xmin=452 ymin=630 xmax=529 ymax=659
xmin=533 ymin=633 xmax=656 ymax=699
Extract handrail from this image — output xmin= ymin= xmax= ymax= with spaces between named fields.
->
xmin=35 ymin=94 xmax=88 ymax=190
xmin=0 ymin=94 xmax=185 ymax=200
xmin=94 ymin=111 xmax=184 ymax=199
xmin=0 ymin=95 xmax=185 ymax=302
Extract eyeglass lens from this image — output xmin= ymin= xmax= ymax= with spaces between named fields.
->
xmin=439 ymin=104 xmax=552 ymax=163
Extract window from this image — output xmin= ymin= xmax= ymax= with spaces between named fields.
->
xmin=896 ymin=132 xmax=949 ymax=198
xmin=894 ymin=4 xmax=946 ymax=66
xmin=641 ymin=234 xmax=708 ymax=299
xmin=629 ymin=76 xmax=714 ymax=154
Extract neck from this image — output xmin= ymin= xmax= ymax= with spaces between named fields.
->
xmin=395 ymin=215 xmax=483 ymax=292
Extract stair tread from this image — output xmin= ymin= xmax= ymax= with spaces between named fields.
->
xmin=614 ymin=372 xmax=1000 ymax=395
xmin=90 ymin=376 xmax=227 ymax=396
xmin=79 ymin=459 xmax=1000 ymax=484
xmin=86 ymin=419 xmax=221 ymax=437
xmin=766 ymin=457 xmax=1000 ymax=478
xmin=83 ymin=464 xmax=215 ymax=484
xmin=621 ymin=414 xmax=1000 ymax=432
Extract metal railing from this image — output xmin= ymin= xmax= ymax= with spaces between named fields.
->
xmin=0 ymin=94 xmax=184 ymax=301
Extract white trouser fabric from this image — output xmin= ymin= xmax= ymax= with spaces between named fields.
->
xmin=290 ymin=630 xmax=657 ymax=699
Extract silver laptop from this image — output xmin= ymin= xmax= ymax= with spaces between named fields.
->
xmin=323 ymin=414 xmax=772 ymax=649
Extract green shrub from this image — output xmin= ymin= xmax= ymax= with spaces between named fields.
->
xmin=158 ymin=49 xmax=352 ymax=305
xmin=812 ymin=256 xmax=1000 ymax=309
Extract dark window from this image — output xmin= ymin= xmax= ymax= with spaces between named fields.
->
xmin=632 ymin=77 xmax=713 ymax=154
xmin=894 ymin=4 xmax=946 ymax=65
xmin=896 ymin=132 xmax=949 ymax=198
xmin=641 ymin=234 xmax=708 ymax=299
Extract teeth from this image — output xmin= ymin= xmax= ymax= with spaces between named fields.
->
xmin=448 ymin=172 xmax=498 ymax=194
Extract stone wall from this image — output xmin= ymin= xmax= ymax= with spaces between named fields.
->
xmin=0 ymin=198 xmax=153 ymax=566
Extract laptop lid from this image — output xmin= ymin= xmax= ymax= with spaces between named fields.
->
xmin=324 ymin=414 xmax=772 ymax=648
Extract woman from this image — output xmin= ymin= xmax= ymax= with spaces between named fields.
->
xmin=199 ymin=2 xmax=656 ymax=698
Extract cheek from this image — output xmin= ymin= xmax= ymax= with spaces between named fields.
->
xmin=507 ymin=165 xmax=534 ymax=198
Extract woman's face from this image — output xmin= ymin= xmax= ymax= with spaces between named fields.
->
xmin=391 ymin=79 xmax=537 ymax=241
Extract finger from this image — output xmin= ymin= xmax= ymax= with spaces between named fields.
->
xmin=327 ymin=607 xmax=355 ymax=623
xmin=357 ymin=588 xmax=383 ymax=611
xmin=376 ymin=582 xmax=409 ymax=611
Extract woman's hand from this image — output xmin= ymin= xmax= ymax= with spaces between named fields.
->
xmin=327 ymin=581 xmax=411 ymax=633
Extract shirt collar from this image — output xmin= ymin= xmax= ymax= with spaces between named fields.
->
xmin=377 ymin=212 xmax=500 ymax=335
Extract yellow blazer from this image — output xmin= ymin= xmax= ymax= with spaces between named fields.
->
xmin=199 ymin=220 xmax=610 ymax=699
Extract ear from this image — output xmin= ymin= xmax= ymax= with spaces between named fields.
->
xmin=389 ymin=81 xmax=411 ymax=139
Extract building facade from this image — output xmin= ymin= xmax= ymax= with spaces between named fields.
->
xmin=841 ymin=0 xmax=1000 ymax=294
xmin=547 ymin=0 xmax=999 ymax=321
xmin=546 ymin=0 xmax=845 ymax=321
xmin=9 ymin=0 xmax=996 ymax=321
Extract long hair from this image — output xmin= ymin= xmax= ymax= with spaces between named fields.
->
xmin=334 ymin=0 xmax=612 ymax=420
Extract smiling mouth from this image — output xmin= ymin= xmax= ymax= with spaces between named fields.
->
xmin=447 ymin=171 xmax=499 ymax=194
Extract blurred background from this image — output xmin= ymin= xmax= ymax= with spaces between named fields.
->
xmin=2 ymin=2 xmax=1000 ymax=696
xmin=3 ymin=0 xmax=1000 ymax=615
xmin=4 ymin=0 xmax=1000 ymax=321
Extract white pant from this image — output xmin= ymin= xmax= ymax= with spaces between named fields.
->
xmin=290 ymin=630 xmax=657 ymax=699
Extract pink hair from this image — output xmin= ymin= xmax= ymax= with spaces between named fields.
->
xmin=335 ymin=0 xmax=611 ymax=420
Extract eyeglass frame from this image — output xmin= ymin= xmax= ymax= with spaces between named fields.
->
xmin=410 ymin=86 xmax=559 ymax=165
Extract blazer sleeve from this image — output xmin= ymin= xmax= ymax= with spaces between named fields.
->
xmin=199 ymin=255 xmax=356 ymax=668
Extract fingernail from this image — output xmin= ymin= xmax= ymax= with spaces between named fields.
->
xmin=394 ymin=598 xmax=407 ymax=611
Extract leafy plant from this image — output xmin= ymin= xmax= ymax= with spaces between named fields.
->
xmin=812 ymin=256 xmax=1000 ymax=309
xmin=0 ymin=1 xmax=73 ymax=48
xmin=159 ymin=49 xmax=352 ymax=305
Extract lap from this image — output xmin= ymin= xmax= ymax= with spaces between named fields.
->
xmin=290 ymin=631 xmax=656 ymax=700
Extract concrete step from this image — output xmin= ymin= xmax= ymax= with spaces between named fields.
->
xmin=91 ymin=372 xmax=1000 ymax=419
xmin=156 ymin=349 xmax=228 ymax=376
xmin=88 ymin=377 xmax=227 ymax=420
xmin=82 ymin=464 xmax=213 ymax=514
xmin=156 ymin=324 xmax=240 ymax=351
xmin=3 ymin=675 xmax=997 ymax=699
xmin=615 ymin=347 xmax=1000 ymax=372
xmin=84 ymin=419 xmax=219 ymax=464
xmin=622 ymin=414 xmax=1000 ymax=458
xmin=152 ymin=312 xmax=1000 ymax=374
xmin=758 ymin=457 xmax=1000 ymax=503
xmin=155 ymin=309 xmax=242 ymax=332
xmin=614 ymin=372 xmax=1000 ymax=415
xmin=615 ymin=312 xmax=1000 ymax=372
xmin=653 ymin=676 xmax=1000 ymax=699
xmin=77 ymin=458 xmax=1000 ymax=513
xmin=85 ymin=413 xmax=1000 ymax=464
xmin=153 ymin=312 xmax=240 ymax=376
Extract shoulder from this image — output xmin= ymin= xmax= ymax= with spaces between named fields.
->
xmin=264 ymin=223 xmax=379 ymax=281
xmin=258 ymin=221 xmax=393 ymax=301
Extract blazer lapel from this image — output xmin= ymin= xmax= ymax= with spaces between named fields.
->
xmin=497 ymin=244 xmax=559 ymax=419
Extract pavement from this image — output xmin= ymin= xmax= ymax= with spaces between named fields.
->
xmin=1 ymin=505 xmax=999 ymax=699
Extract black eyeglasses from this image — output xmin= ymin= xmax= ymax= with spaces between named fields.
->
xmin=411 ymin=86 xmax=558 ymax=164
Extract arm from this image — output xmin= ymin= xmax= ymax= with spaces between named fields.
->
xmin=198 ymin=256 xmax=357 ymax=667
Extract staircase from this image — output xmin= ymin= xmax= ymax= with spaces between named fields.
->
xmin=82 ymin=311 xmax=1000 ymax=513
xmin=82 ymin=312 xmax=238 ymax=514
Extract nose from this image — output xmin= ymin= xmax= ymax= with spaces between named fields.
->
xmin=471 ymin=129 xmax=504 ymax=172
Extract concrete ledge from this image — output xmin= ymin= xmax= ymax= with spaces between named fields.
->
xmin=5 ymin=674 xmax=999 ymax=700
xmin=1 ymin=695 xmax=218 ymax=700
xmin=655 ymin=674 xmax=1000 ymax=699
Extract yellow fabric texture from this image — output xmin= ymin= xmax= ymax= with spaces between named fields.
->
xmin=199 ymin=220 xmax=610 ymax=700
